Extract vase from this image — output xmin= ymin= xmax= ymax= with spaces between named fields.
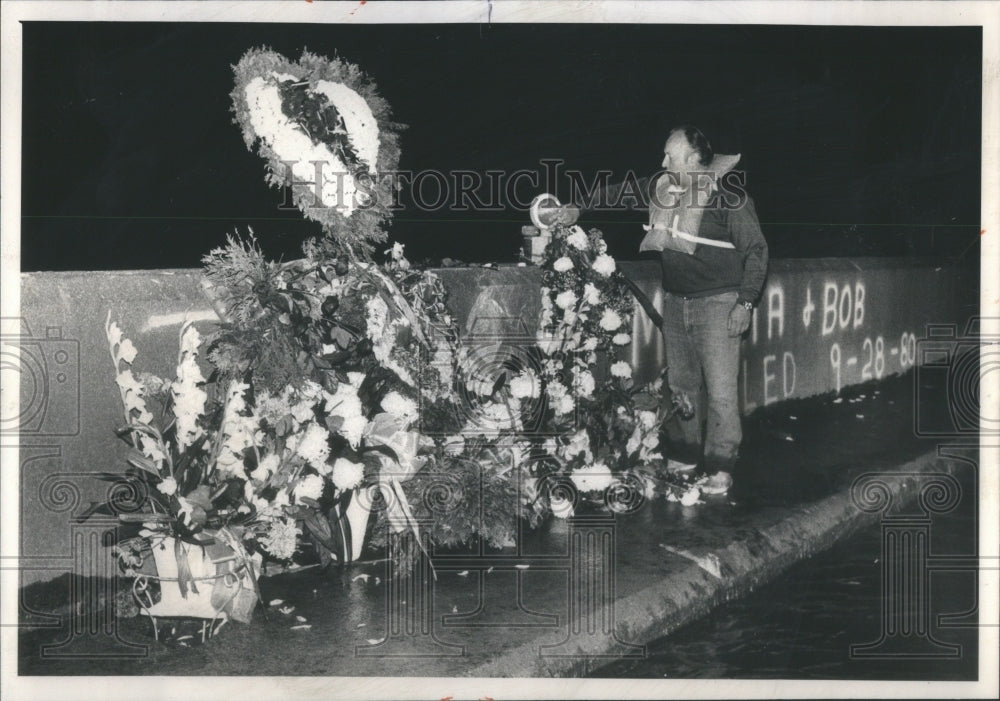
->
xmin=136 ymin=531 xmax=262 ymax=633
xmin=340 ymin=488 xmax=373 ymax=562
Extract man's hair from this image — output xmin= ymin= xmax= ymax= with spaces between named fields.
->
xmin=671 ymin=125 xmax=713 ymax=167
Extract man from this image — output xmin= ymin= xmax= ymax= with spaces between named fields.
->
xmin=647 ymin=125 xmax=768 ymax=495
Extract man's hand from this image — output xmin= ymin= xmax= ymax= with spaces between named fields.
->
xmin=727 ymin=303 xmax=751 ymax=337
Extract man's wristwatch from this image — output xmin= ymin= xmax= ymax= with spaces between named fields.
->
xmin=739 ymin=300 xmax=753 ymax=313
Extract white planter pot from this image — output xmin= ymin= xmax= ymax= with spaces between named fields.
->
xmin=140 ymin=533 xmax=261 ymax=625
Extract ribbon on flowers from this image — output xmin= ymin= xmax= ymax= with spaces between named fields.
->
xmin=214 ymin=526 xmax=264 ymax=620
xmin=174 ymin=537 xmax=199 ymax=598
xmin=363 ymin=413 xmax=436 ymax=574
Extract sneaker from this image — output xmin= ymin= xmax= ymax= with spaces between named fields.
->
xmin=701 ymin=471 xmax=732 ymax=495
xmin=666 ymin=459 xmax=698 ymax=474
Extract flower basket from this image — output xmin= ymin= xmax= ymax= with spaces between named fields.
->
xmin=132 ymin=532 xmax=262 ymax=641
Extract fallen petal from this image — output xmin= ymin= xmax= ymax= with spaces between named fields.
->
xmin=268 ymin=599 xmax=284 ymax=607
xmin=290 ymin=624 xmax=312 ymax=631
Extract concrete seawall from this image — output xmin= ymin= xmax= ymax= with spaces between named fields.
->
xmin=9 ymin=259 xmax=972 ymax=590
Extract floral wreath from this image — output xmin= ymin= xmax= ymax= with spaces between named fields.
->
xmin=231 ymin=47 xmax=405 ymax=255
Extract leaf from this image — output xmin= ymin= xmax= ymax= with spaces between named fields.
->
xmin=88 ymin=471 xmax=135 ymax=482
xmin=186 ymin=485 xmax=214 ymax=511
xmin=491 ymin=371 xmax=508 ymax=397
xmin=329 ymin=325 xmax=356 ymax=349
xmin=126 ymin=451 xmax=161 ymax=477
xmin=74 ymin=501 xmax=116 ymax=523
xmin=302 ymin=510 xmax=338 ymax=554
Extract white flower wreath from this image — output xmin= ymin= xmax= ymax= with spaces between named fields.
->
xmin=231 ymin=48 xmax=405 ymax=253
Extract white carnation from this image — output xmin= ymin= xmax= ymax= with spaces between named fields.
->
xmin=341 ymin=415 xmax=368 ymax=449
xmin=381 ymin=391 xmax=418 ymax=424
xmin=582 ymin=282 xmax=601 ymax=306
xmin=509 ymin=371 xmax=539 ymax=399
xmin=293 ymin=473 xmax=325 ymax=503
xmin=553 ymin=256 xmax=574 ymax=273
xmin=295 ymin=423 xmax=331 ymax=467
xmin=570 ymin=463 xmax=615 ymax=493
xmin=331 ymin=457 xmax=365 ymax=491
xmin=591 ymin=254 xmax=616 ymax=277
xmin=613 ymin=333 xmax=631 ymax=345
xmin=555 ymin=290 xmax=577 ymax=310
xmin=599 ymin=309 xmax=623 ymax=331
xmin=610 ymin=361 xmax=632 ymax=378
xmin=557 ymin=395 xmax=575 ymax=415
xmin=260 ymin=517 xmax=300 ymax=560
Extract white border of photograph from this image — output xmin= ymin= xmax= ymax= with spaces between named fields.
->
xmin=1 ymin=2 xmax=997 ymax=699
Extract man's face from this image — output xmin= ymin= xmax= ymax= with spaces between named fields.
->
xmin=661 ymin=130 xmax=698 ymax=190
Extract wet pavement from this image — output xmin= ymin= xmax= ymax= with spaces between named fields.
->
xmin=593 ymin=465 xmax=979 ymax=680
xmin=18 ymin=369 xmax=974 ymax=677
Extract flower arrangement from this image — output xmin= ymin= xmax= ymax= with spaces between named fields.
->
xmin=519 ymin=220 xmax=698 ymax=517
xmin=231 ymin=48 xmax=405 ymax=254
xmin=200 ymin=232 xmax=462 ymax=567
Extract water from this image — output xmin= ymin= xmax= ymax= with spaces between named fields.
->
xmin=592 ymin=469 xmax=979 ymax=680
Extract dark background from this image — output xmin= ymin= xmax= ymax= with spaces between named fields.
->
xmin=21 ymin=22 xmax=982 ymax=271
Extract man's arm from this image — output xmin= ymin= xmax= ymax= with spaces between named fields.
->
xmin=574 ymin=174 xmax=655 ymax=212
xmin=730 ymin=196 xmax=768 ymax=305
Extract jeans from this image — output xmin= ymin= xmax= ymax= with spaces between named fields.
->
xmin=661 ymin=290 xmax=742 ymax=474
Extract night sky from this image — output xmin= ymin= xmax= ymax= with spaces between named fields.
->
xmin=20 ymin=22 xmax=982 ymax=271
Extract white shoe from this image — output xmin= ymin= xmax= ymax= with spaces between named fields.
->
xmin=666 ymin=459 xmax=698 ymax=474
xmin=701 ymin=471 xmax=732 ymax=495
